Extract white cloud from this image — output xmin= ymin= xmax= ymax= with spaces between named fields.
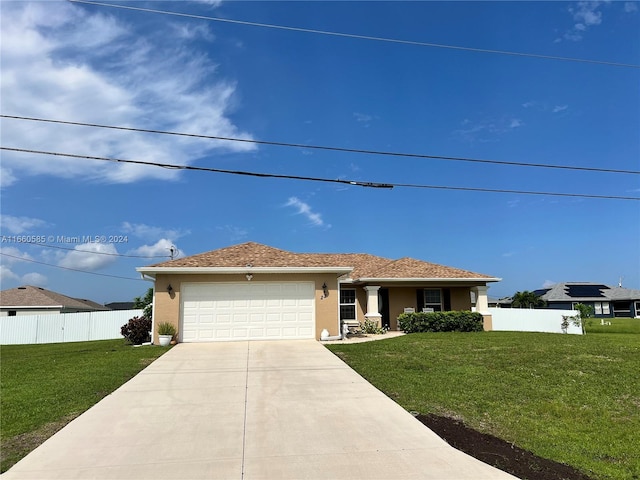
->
xmin=285 ymin=197 xmax=330 ymax=228
xmin=170 ymin=22 xmax=215 ymax=41
xmin=0 ymin=2 xmax=255 ymax=186
xmin=128 ymin=239 xmax=183 ymax=259
xmin=58 ymin=243 xmax=119 ymax=270
xmin=121 ymin=222 xmax=189 ymax=241
xmin=453 ymin=116 xmax=523 ymax=143
xmin=0 ymin=265 xmax=20 ymax=283
xmin=559 ymin=1 xmax=606 ymax=42
xmin=216 ymin=225 xmax=249 ymax=241
xmin=194 ymin=0 xmax=224 ymax=6
xmin=353 ymin=112 xmax=373 ymax=123
xmin=624 ymin=2 xmax=638 ymax=13
xmin=0 ymin=215 xmax=48 ymax=234
xmin=0 ymin=247 xmax=33 ymax=264
xmin=0 ymin=248 xmax=46 ymax=286
xmin=542 ymin=280 xmax=556 ymax=288
xmin=1 ymin=167 xmax=17 ymax=188
xmin=553 ymin=105 xmax=569 ymax=113
xmin=21 ymin=272 xmax=47 ymax=286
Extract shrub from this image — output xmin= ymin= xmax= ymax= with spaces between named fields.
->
xmin=121 ymin=316 xmax=152 ymax=345
xmin=359 ymin=318 xmax=387 ymax=335
xmin=397 ymin=311 xmax=484 ymax=333
xmin=157 ymin=322 xmax=177 ymax=337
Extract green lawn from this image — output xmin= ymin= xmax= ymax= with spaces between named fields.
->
xmin=0 ymin=340 xmax=168 ymax=473
xmin=585 ymin=316 xmax=640 ymax=334
xmin=327 ymin=330 xmax=640 ymax=480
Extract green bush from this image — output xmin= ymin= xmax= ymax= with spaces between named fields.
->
xmin=359 ymin=318 xmax=387 ymax=335
xmin=397 ymin=311 xmax=484 ymax=333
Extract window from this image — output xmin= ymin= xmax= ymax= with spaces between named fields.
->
xmin=594 ymin=302 xmax=610 ymax=315
xmin=423 ymin=289 xmax=442 ymax=312
xmin=340 ymin=289 xmax=356 ymax=321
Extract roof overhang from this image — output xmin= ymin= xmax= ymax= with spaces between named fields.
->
xmin=136 ymin=266 xmax=354 ymax=279
xmin=353 ymin=277 xmax=502 ymax=283
xmin=0 ymin=305 xmax=63 ymax=309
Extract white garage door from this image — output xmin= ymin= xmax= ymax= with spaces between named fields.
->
xmin=181 ymin=282 xmax=315 ymax=342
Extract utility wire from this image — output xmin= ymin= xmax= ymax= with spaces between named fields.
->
xmin=68 ymin=0 xmax=640 ymax=69
xmin=16 ymin=242 xmax=171 ymax=259
xmin=0 ymin=252 xmax=145 ymax=281
xmin=3 ymin=115 xmax=638 ymax=176
xmin=3 ymin=146 xmax=639 ymax=201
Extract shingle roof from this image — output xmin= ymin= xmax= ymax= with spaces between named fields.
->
xmin=538 ymin=282 xmax=640 ymax=302
xmin=148 ymin=242 xmax=496 ymax=280
xmin=0 ymin=286 xmax=109 ymax=311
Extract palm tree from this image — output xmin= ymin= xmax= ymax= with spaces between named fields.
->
xmin=511 ymin=290 xmax=546 ymax=309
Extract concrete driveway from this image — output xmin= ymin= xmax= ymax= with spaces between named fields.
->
xmin=4 ymin=341 xmax=517 ymax=479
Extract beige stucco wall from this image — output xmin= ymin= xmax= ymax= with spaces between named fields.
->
xmin=152 ymin=273 xmax=340 ymax=342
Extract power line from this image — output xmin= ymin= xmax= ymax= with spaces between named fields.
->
xmin=67 ymin=0 xmax=640 ymax=69
xmin=3 ymin=115 xmax=638 ymax=176
xmin=0 ymin=252 xmax=145 ymax=281
xmin=1 ymin=146 xmax=393 ymax=189
xmin=18 ymin=242 xmax=171 ymax=259
xmin=3 ymin=146 xmax=639 ymax=202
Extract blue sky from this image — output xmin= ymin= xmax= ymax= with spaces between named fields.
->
xmin=1 ymin=0 xmax=639 ymax=304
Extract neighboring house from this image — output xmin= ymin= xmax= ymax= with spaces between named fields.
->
xmin=137 ymin=242 xmax=500 ymax=343
xmin=0 ymin=285 xmax=110 ymax=316
xmin=105 ymin=302 xmax=135 ymax=311
xmin=532 ymin=282 xmax=640 ymax=319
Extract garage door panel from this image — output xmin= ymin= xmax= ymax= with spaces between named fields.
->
xmin=181 ymin=282 xmax=315 ymax=342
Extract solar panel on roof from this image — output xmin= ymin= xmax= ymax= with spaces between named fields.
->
xmin=565 ymin=285 xmax=608 ymax=298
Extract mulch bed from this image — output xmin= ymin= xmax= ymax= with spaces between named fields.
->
xmin=416 ymin=414 xmax=594 ymax=480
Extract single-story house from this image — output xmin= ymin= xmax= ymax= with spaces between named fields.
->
xmin=533 ymin=282 xmax=640 ymax=318
xmin=137 ymin=242 xmax=500 ymax=343
xmin=0 ymin=285 xmax=110 ymax=316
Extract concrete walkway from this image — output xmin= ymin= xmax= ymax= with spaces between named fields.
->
xmin=4 ymin=341 xmax=517 ymax=479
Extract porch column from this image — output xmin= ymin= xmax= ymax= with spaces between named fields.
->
xmin=473 ymin=285 xmax=492 ymax=331
xmin=364 ymin=285 xmax=382 ymax=327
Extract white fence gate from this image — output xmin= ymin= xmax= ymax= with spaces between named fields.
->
xmin=489 ymin=307 xmax=583 ymax=335
xmin=0 ymin=310 xmax=143 ymax=345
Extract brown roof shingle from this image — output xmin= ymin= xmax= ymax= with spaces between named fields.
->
xmin=148 ymin=242 xmax=495 ymax=280
xmin=0 ymin=286 xmax=109 ymax=310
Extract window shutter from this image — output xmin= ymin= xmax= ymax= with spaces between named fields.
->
xmin=443 ymin=288 xmax=451 ymax=311
xmin=416 ymin=289 xmax=424 ymax=312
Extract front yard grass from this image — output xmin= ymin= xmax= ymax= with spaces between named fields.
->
xmin=327 ymin=331 xmax=640 ymax=480
xmin=0 ymin=339 xmax=167 ymax=473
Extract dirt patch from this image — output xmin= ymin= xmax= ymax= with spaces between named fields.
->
xmin=416 ymin=414 xmax=594 ymax=480
xmin=0 ymin=414 xmax=79 ymax=473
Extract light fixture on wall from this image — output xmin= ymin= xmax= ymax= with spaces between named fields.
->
xmin=246 ymin=273 xmax=253 ymax=281
xmin=167 ymin=284 xmax=173 ymax=294
xmin=321 ymin=282 xmax=329 ymax=299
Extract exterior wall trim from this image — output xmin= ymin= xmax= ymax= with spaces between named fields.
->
xmin=357 ymin=277 xmax=501 ymax=283
xmin=138 ymin=266 xmax=353 ymax=276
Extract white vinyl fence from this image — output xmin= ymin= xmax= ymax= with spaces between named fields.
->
xmin=489 ymin=307 xmax=584 ymax=335
xmin=0 ymin=309 xmax=143 ymax=345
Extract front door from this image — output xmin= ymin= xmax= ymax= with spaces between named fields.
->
xmin=379 ymin=288 xmax=390 ymax=329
